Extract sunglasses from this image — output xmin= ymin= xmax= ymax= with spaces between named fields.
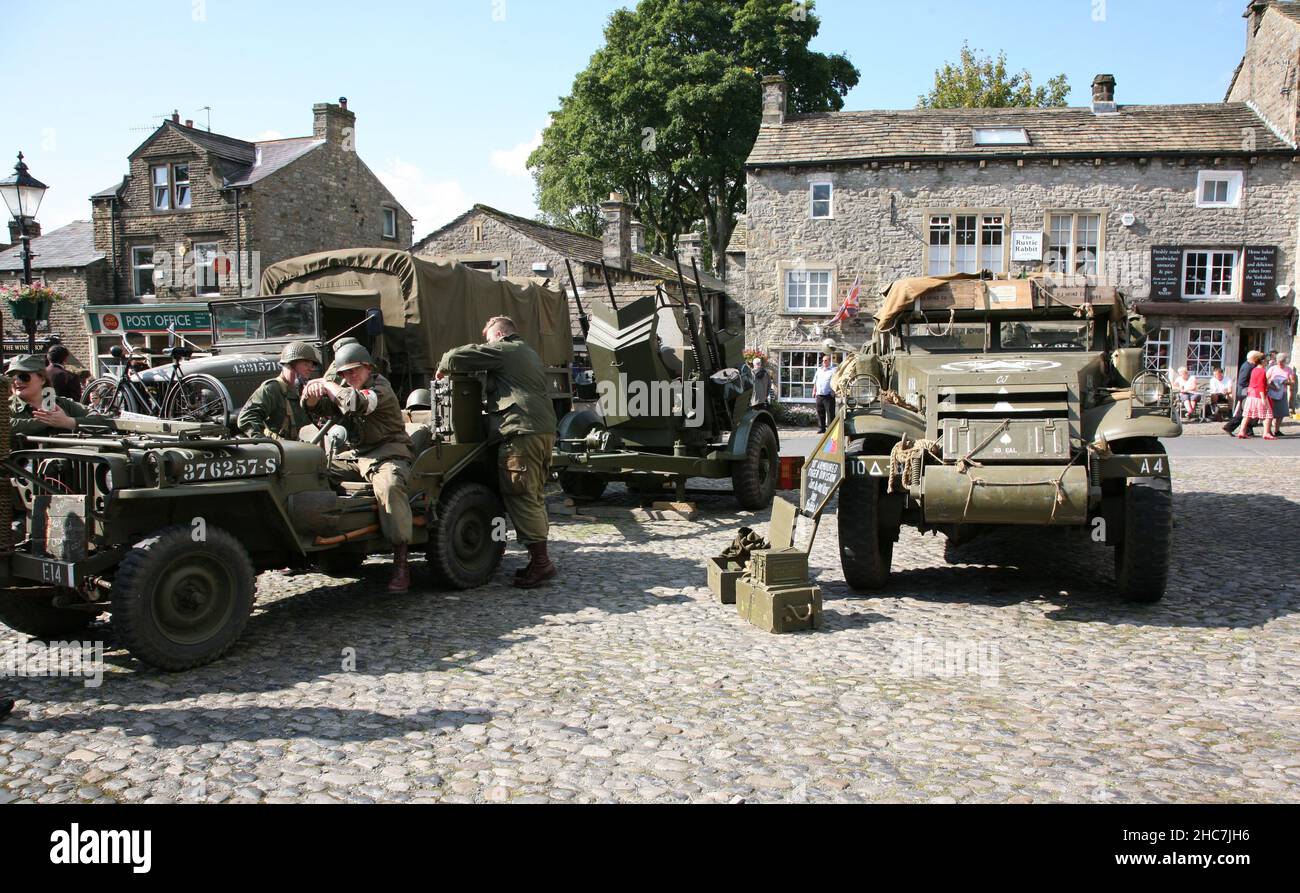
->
xmin=10 ymin=372 xmax=35 ymax=383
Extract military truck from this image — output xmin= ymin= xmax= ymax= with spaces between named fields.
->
xmin=0 ymin=370 xmax=510 ymax=671
xmin=551 ymin=272 xmax=780 ymax=510
xmin=837 ymin=275 xmax=1179 ymax=602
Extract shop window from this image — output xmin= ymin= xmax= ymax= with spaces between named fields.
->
xmin=1143 ymin=327 xmax=1172 ymax=376
xmin=1183 ymin=250 xmax=1238 ymax=300
xmin=1186 ymin=328 xmax=1226 ymax=378
xmin=778 ymin=350 xmax=824 ymax=403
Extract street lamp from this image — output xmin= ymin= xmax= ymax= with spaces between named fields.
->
xmin=0 ymin=152 xmax=49 ymax=355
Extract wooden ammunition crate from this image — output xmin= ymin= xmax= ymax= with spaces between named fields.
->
xmin=748 ymin=547 xmax=810 ymax=587
xmin=736 ymin=578 xmax=822 ymax=634
xmin=706 ymin=556 xmax=745 ymax=605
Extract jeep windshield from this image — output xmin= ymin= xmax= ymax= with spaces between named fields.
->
xmin=903 ymin=319 xmax=1089 ymax=352
xmin=213 ymin=296 xmax=319 ymax=344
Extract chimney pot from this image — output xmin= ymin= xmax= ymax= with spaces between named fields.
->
xmin=339 ymin=96 xmax=348 ymax=109
xmin=761 ymin=75 xmax=789 ymax=126
xmin=185 ymin=119 xmax=193 ymax=128
xmin=171 ymin=110 xmax=180 ymax=123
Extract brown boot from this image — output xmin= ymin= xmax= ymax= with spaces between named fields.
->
xmin=387 ymin=545 xmax=410 ymax=593
xmin=513 ymin=542 xmax=557 ymax=589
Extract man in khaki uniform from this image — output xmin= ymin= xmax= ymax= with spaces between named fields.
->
xmin=302 ymin=343 xmax=415 ymax=592
xmin=438 ymin=316 xmax=558 ymax=588
xmin=237 ymin=341 xmax=319 ymax=439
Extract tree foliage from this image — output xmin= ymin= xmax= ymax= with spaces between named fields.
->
xmin=528 ymin=0 xmax=859 ymax=271
xmin=918 ymin=42 xmax=1069 ymax=109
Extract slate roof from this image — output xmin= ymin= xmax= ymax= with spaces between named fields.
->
xmin=0 ymin=220 xmax=102 ymax=272
xmin=746 ymin=103 xmax=1295 ymax=167
xmin=415 ymin=204 xmax=728 ymax=292
xmin=725 ymin=218 xmax=747 ymax=254
xmin=224 ymin=137 xmax=325 ymax=187
xmin=1269 ymin=0 xmax=1300 ymax=26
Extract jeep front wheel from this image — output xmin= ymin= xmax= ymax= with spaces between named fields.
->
xmin=111 ymin=525 xmax=256 ymax=671
xmin=838 ymin=475 xmax=897 ymax=590
xmin=1114 ymin=479 xmax=1172 ymax=603
xmin=427 ymin=482 xmax=507 ymax=589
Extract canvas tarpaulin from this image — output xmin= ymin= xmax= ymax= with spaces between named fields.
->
xmin=259 ymin=248 xmax=573 ymax=375
xmin=874 ymin=273 xmax=983 ymax=333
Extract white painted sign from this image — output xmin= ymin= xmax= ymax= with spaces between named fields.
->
xmin=1011 ymin=231 xmax=1044 ymax=261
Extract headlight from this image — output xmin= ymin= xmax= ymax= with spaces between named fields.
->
xmin=851 ymin=375 xmax=881 ymax=406
xmin=1132 ymin=373 xmax=1167 ymax=406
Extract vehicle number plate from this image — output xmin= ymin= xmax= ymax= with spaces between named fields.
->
xmin=179 ymin=457 xmax=278 ymax=481
xmin=37 ymin=558 xmax=77 ymax=587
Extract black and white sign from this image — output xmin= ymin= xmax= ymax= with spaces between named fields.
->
xmin=1011 ymin=231 xmax=1044 ymax=262
xmin=1243 ymin=245 xmax=1277 ymax=302
xmin=1150 ymin=246 xmax=1183 ymax=300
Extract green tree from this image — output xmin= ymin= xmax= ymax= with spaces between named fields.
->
xmin=918 ymin=42 xmax=1069 ymax=109
xmin=529 ymin=0 xmax=859 ymax=271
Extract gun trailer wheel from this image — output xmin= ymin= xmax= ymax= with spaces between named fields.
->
xmin=732 ymin=421 xmax=779 ymax=510
xmin=111 ymin=525 xmax=256 ymax=671
xmin=558 ymin=470 xmax=607 ymax=501
xmin=427 ymin=482 xmax=507 ymax=589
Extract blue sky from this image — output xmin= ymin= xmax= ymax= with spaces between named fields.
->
xmin=3 ymin=0 xmax=1253 ymax=238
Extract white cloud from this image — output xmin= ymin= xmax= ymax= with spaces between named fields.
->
xmin=377 ymin=157 xmax=471 ymax=236
xmin=489 ymin=130 xmax=543 ymax=178
xmin=254 ymin=129 xmax=285 ymax=142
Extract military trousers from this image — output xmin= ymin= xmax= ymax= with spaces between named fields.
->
xmin=498 ymin=432 xmax=554 ymax=546
xmin=331 ymin=446 xmax=413 ymax=546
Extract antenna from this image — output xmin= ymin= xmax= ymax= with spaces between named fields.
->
xmin=128 ymin=113 xmax=173 ymax=133
xmin=198 ymin=106 xmax=212 ymax=131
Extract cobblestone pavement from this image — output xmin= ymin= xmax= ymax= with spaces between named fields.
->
xmin=2 ymin=457 xmax=1298 ymax=804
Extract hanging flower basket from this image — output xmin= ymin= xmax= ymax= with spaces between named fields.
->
xmin=3 ymin=281 xmax=62 ymax=322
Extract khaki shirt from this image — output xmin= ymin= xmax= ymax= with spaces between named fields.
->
xmin=438 ymin=335 xmax=556 ymax=438
xmin=10 ymin=395 xmax=107 ymax=438
xmin=328 ymin=373 xmax=413 ymax=459
xmin=238 ymin=377 xmax=311 ymax=440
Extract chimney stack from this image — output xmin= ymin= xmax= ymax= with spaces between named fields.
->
xmin=601 ymin=192 xmax=632 ymax=271
xmin=675 ymin=232 xmax=703 ymax=270
xmin=1091 ymin=74 xmax=1117 ymax=115
xmin=171 ymin=110 xmax=180 ymax=124
xmin=761 ymin=75 xmax=789 ymax=126
xmin=629 ymin=218 xmax=645 ymax=254
xmin=313 ymin=98 xmax=356 ymax=146
xmin=8 ymin=218 xmax=40 ymax=244
xmin=184 ymin=119 xmax=193 ymax=128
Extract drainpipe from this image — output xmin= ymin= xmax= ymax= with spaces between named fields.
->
xmin=230 ymin=186 xmax=243 ymax=296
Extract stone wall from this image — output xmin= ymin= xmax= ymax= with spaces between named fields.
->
xmin=414 ymin=210 xmax=569 ymax=281
xmin=742 ymin=154 xmax=1299 ymax=395
xmin=1229 ymin=5 xmax=1300 ymax=145
xmin=0 ymin=259 xmax=110 ymax=368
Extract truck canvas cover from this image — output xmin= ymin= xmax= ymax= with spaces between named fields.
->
xmin=258 ymin=248 xmax=573 ymax=375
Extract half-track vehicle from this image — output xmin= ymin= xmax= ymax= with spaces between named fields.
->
xmin=0 ymin=370 xmax=512 ymax=670
xmin=837 ymin=275 xmax=1180 ymax=602
xmin=552 ymin=267 xmax=780 ymax=510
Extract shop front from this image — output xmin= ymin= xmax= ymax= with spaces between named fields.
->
xmin=1135 ymin=302 xmax=1296 ymax=381
xmin=83 ymin=303 xmax=214 ymax=374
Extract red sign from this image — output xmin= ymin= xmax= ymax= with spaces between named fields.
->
xmin=103 ymin=313 xmax=120 ymax=331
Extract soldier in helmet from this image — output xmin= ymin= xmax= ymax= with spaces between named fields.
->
xmin=7 ymin=355 xmax=109 ymax=437
xmin=237 ymin=341 xmax=320 ymax=440
xmin=323 ymin=337 xmax=361 ymax=384
xmin=302 ymin=343 xmax=415 ymax=592
xmin=438 ymin=316 xmax=558 ymax=588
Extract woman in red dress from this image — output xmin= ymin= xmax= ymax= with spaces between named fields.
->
xmin=1236 ymin=361 xmax=1276 ymax=440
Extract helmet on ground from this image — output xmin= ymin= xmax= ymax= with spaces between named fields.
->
xmin=279 ymin=341 xmax=321 ymax=366
xmin=333 ymin=342 xmax=375 ymax=373
xmin=405 ymin=389 xmax=432 ymax=410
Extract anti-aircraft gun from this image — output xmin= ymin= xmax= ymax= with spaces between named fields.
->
xmin=551 ymin=259 xmax=780 ymax=510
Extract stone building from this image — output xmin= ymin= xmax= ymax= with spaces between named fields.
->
xmin=0 ymin=220 xmax=109 ymax=368
xmin=735 ymin=2 xmax=1300 ymax=405
xmin=86 ymin=99 xmax=412 ymax=369
xmin=411 ymin=198 xmax=733 ymax=350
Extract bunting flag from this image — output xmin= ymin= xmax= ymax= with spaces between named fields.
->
xmin=829 ymin=275 xmax=862 ymax=326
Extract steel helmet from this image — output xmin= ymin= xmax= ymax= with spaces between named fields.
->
xmin=333 ymin=342 xmax=375 ymax=373
xmin=405 ymin=388 xmax=432 ymax=410
xmin=279 ymin=341 xmax=321 ymax=366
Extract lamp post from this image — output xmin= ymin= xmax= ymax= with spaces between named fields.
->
xmin=0 ymin=152 xmax=50 ymax=356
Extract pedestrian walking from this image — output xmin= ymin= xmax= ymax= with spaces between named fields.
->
xmin=1234 ymin=356 xmax=1275 ymax=440
xmin=1266 ymin=352 xmax=1296 ymax=437
xmin=813 ymin=354 xmax=837 ymax=433
xmin=1223 ymin=351 xmax=1264 ymax=436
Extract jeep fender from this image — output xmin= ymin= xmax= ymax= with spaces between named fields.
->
xmin=845 ymin=405 xmax=926 ymax=445
xmin=1083 ymin=400 xmax=1181 ymax=444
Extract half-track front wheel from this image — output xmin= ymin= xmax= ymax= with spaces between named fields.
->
xmin=111 ymin=524 xmax=256 ymax=671
xmin=1114 ymin=479 xmax=1172 ymax=603
xmin=838 ymin=475 xmax=897 ymax=590
xmin=732 ymin=421 xmax=779 ymax=510
xmin=0 ymin=591 xmax=95 ymax=639
xmin=559 ymin=470 xmax=607 ymax=501
xmin=427 ymin=482 xmax=507 ymax=589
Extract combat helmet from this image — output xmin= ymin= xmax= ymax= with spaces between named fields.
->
xmin=405 ymin=389 xmax=432 ymax=410
xmin=279 ymin=341 xmax=321 ymax=366
xmin=333 ymin=342 xmax=375 ymax=373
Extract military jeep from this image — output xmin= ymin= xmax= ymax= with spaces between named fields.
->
xmin=837 ymin=276 xmax=1179 ymax=602
xmin=0 ymin=372 xmax=509 ymax=671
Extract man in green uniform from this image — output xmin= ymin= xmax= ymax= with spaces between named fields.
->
xmin=7 ymin=355 xmax=108 ymax=437
xmin=237 ymin=341 xmax=320 ymax=439
xmin=437 ymin=316 xmax=558 ymax=588
xmin=302 ymin=343 xmax=415 ymax=592
xmin=322 ymin=337 xmax=360 ymax=385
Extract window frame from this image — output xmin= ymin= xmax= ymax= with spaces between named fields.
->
xmin=1186 ymin=327 xmax=1227 ymax=378
xmin=1195 ymin=170 xmax=1243 ymax=209
xmin=924 ymin=207 xmax=1009 ymax=275
xmin=1181 ymin=249 xmax=1240 ymax=301
xmin=1143 ymin=326 xmax=1173 ymax=376
xmin=1043 ymin=209 xmax=1106 ymax=278
xmin=780 ymin=264 xmax=835 ymax=315
xmin=131 ymin=246 xmax=157 ymax=299
xmin=150 ymin=161 xmax=193 ymax=211
xmin=382 ymin=207 xmax=397 ymax=239
xmin=809 ymin=182 xmax=833 ymax=220
xmin=193 ymin=241 xmax=222 ymax=297
xmin=173 ymin=163 xmax=191 ymax=210
xmin=972 ymin=127 xmax=1030 ymax=146
xmin=151 ymin=165 xmax=171 ymax=211
xmin=777 ymin=349 xmax=826 ymax=404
